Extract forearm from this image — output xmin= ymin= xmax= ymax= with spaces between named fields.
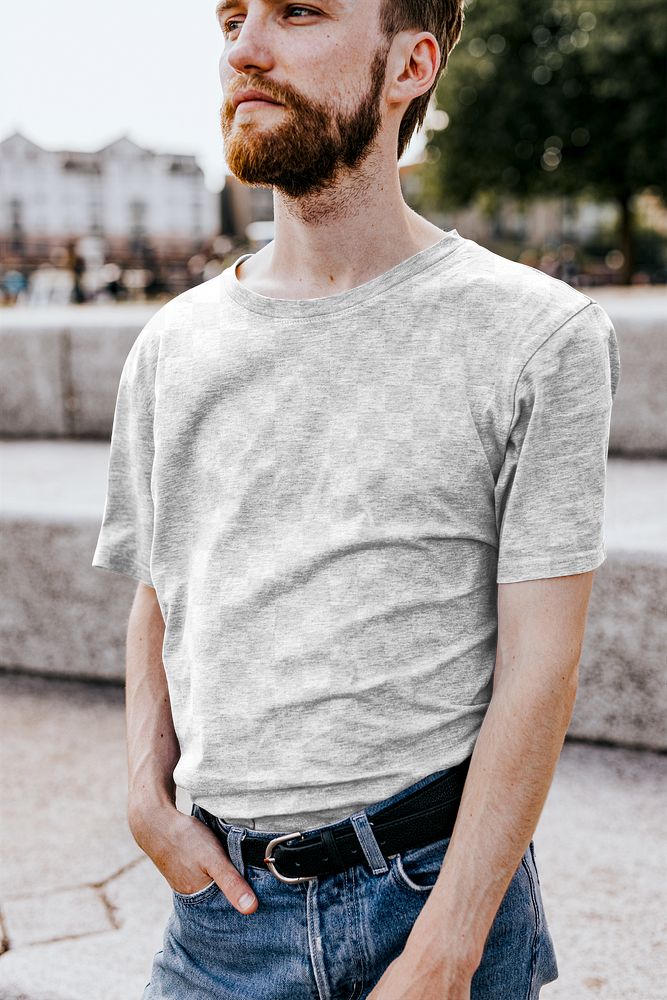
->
xmin=406 ymin=662 xmax=578 ymax=974
xmin=125 ymin=582 xmax=181 ymax=826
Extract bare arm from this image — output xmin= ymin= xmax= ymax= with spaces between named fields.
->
xmin=413 ymin=571 xmax=593 ymax=970
xmin=369 ymin=571 xmax=595 ymax=996
xmin=124 ymin=581 xmax=259 ymax=914
xmin=126 ymin=581 xmax=179 ymax=821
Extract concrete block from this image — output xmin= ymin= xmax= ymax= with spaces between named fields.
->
xmin=569 ymin=457 xmax=667 ymax=750
xmin=572 ymin=551 xmax=667 ymax=750
xmin=68 ymin=325 xmax=141 ymax=437
xmin=0 ymin=305 xmax=155 ymax=440
xmin=1 ymin=291 xmax=666 ymax=453
xmin=0 ymin=520 xmax=130 ymax=682
xmin=0 ymin=440 xmax=135 ymax=683
xmin=593 ymin=288 xmax=667 ymax=457
xmin=0 ymin=328 xmax=68 ymax=436
xmin=0 ymin=442 xmax=665 ymax=750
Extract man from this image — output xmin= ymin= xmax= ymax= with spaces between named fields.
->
xmin=92 ymin=1 xmax=621 ymax=997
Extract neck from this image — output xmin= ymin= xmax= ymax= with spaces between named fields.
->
xmin=237 ymin=147 xmax=446 ymax=299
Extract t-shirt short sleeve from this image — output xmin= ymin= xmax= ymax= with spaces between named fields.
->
xmin=495 ymin=300 xmax=621 ymax=584
xmin=91 ymin=318 xmax=159 ymax=587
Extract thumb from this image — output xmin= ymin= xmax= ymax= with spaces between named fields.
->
xmin=211 ymin=855 xmax=259 ymax=915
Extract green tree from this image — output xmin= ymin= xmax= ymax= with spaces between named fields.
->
xmin=424 ymin=0 xmax=667 ymax=283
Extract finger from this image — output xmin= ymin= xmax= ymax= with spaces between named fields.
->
xmin=211 ymin=860 xmax=258 ymax=914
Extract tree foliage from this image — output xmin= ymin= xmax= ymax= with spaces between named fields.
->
xmin=427 ymin=0 xmax=667 ymax=210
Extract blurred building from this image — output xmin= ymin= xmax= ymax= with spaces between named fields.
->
xmin=0 ymin=131 xmax=219 ymax=268
xmin=220 ymin=174 xmax=274 ymax=242
xmin=221 ymin=161 xmax=644 ymax=251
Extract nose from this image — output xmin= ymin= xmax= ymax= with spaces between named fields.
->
xmin=222 ymin=11 xmax=275 ymax=78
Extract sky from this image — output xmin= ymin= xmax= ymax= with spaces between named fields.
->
xmin=2 ymin=0 xmax=425 ymax=195
xmin=2 ymin=1 xmax=234 ymax=193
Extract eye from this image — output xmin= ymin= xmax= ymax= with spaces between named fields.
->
xmin=221 ymin=16 xmax=241 ymax=36
xmin=221 ymin=5 xmax=320 ymax=38
xmin=284 ymin=5 xmax=320 ymax=17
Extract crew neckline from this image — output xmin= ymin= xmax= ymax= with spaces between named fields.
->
xmin=221 ymin=228 xmax=464 ymax=318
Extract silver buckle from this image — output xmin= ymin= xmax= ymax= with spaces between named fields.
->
xmin=263 ymin=831 xmax=319 ymax=884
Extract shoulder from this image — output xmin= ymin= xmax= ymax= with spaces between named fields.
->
xmin=127 ymin=271 xmax=228 ymax=358
xmin=438 ymin=236 xmax=621 ymax=447
xmin=449 ymin=234 xmax=594 ymax=344
xmin=444 ymin=235 xmax=619 ymax=386
xmin=141 ymin=272 xmax=226 ymax=328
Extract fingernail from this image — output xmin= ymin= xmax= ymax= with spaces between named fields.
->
xmin=239 ymin=892 xmax=255 ymax=909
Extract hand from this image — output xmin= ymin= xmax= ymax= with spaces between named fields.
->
xmin=366 ymin=950 xmax=472 ymax=1000
xmin=128 ymin=802 xmax=259 ymax=914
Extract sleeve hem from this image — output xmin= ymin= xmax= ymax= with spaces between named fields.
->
xmin=91 ymin=554 xmax=154 ymax=587
xmin=496 ymin=546 xmax=606 ymax=583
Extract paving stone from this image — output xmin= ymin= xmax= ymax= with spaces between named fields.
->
xmin=2 ymin=886 xmax=113 ymax=949
xmin=0 ymin=674 xmax=138 ymax=898
xmin=0 ymin=929 xmax=157 ymax=1000
xmin=0 ymin=674 xmax=665 ymax=1000
xmin=534 ymin=743 xmax=667 ymax=1000
xmin=102 ymin=854 xmax=173 ymax=935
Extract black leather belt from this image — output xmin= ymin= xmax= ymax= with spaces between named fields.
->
xmin=195 ymin=754 xmax=472 ymax=884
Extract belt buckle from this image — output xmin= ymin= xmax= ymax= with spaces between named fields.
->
xmin=263 ymin=831 xmax=319 ymax=884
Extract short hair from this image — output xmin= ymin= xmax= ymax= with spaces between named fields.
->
xmin=378 ymin=0 xmax=466 ymax=159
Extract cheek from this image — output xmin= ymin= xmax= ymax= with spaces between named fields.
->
xmin=219 ymin=54 xmax=230 ymax=86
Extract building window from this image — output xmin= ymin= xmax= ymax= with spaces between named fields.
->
xmin=129 ymin=200 xmax=146 ymax=227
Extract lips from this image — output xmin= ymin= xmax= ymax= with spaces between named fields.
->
xmin=232 ymin=89 xmax=282 ymax=110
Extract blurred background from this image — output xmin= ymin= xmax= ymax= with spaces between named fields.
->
xmin=1 ymin=0 xmax=665 ymax=303
xmin=1 ymin=1 xmax=665 ymax=999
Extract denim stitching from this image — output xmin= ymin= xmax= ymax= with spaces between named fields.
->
xmin=520 ymin=853 xmax=541 ymax=1000
xmin=306 ymin=877 xmax=330 ymax=1000
xmin=350 ymin=811 xmax=390 ymax=874
xmin=172 ymin=880 xmax=219 ymax=904
xmin=391 ymin=853 xmax=435 ymax=893
xmin=345 ymin=863 xmax=366 ymax=1000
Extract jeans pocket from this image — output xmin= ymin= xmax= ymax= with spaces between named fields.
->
xmin=389 ymin=835 xmax=450 ymax=894
xmin=523 ymin=842 xmax=559 ymax=989
xmin=172 ymin=878 xmax=220 ymax=903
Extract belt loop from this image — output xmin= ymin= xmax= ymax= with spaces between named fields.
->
xmin=350 ymin=810 xmax=390 ymax=875
xmin=225 ymin=826 xmax=247 ymax=877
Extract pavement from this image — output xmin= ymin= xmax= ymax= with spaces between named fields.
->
xmin=0 ymin=671 xmax=665 ymax=1000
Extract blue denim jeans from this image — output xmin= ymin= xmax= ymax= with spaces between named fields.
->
xmin=143 ymin=764 xmax=559 ymax=999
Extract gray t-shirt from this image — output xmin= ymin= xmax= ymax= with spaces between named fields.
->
xmin=92 ymin=229 xmax=620 ymax=832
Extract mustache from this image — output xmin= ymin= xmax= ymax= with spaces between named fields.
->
xmin=228 ymin=79 xmax=293 ymax=108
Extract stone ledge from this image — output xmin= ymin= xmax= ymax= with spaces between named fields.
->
xmin=1 ymin=289 xmax=666 ymax=452
xmin=0 ymin=442 xmax=665 ymax=749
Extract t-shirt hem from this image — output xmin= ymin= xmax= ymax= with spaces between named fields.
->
xmin=496 ymin=546 xmax=606 ymax=583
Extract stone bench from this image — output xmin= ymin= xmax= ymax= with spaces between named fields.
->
xmin=1 ymin=440 xmax=664 ymax=750
xmin=1 ymin=289 xmax=666 ymax=454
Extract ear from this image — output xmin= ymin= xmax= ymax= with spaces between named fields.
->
xmin=384 ymin=31 xmax=441 ymax=110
